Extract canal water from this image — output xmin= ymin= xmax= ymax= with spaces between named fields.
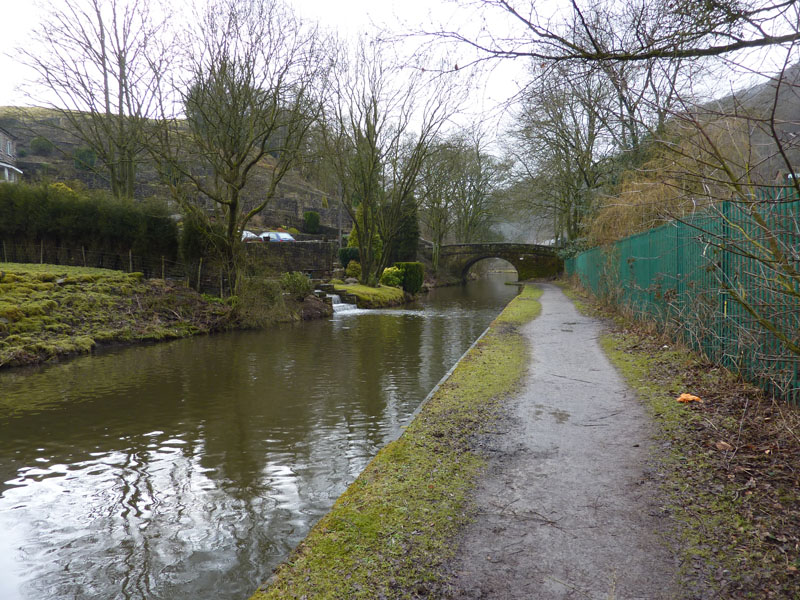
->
xmin=0 ymin=274 xmax=519 ymax=600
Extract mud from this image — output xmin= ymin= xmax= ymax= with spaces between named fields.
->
xmin=444 ymin=284 xmax=679 ymax=599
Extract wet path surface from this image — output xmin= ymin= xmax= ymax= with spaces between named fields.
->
xmin=445 ymin=284 xmax=678 ymax=599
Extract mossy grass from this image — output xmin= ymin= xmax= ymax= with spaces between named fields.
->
xmin=332 ymin=282 xmax=406 ymax=308
xmin=0 ymin=262 xmax=231 ymax=368
xmin=561 ymin=279 xmax=800 ymax=598
xmin=252 ymin=285 xmax=543 ymax=599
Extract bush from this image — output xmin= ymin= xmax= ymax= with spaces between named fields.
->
xmin=179 ymin=213 xmax=225 ymax=264
xmin=345 ymin=260 xmax=362 ymax=279
xmin=232 ymin=277 xmax=284 ymax=328
xmin=73 ymin=147 xmax=97 ymax=171
xmin=338 ymin=246 xmax=360 ymax=268
xmin=288 ymin=227 xmax=300 ymax=236
xmin=0 ymin=182 xmax=178 ymax=264
xmin=30 ymin=136 xmax=55 ymax=156
xmin=280 ymin=271 xmax=313 ymax=301
xmin=380 ymin=266 xmax=403 ymax=288
xmin=303 ymin=211 xmax=321 ymax=234
xmin=395 ymin=262 xmax=424 ymax=295
xmin=389 ymin=198 xmax=419 ymax=263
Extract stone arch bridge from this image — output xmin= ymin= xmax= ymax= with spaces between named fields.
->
xmin=435 ymin=243 xmax=563 ymax=282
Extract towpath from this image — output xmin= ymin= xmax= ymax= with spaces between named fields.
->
xmin=444 ymin=283 xmax=679 ymax=599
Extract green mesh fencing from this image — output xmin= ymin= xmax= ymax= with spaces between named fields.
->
xmin=566 ymin=191 xmax=799 ymax=405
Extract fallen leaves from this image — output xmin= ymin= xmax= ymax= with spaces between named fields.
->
xmin=715 ymin=440 xmax=734 ymax=451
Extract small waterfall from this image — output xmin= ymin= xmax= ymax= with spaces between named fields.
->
xmin=327 ymin=293 xmax=357 ymax=313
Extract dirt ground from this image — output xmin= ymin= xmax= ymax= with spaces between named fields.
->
xmin=442 ymin=284 xmax=679 ymax=599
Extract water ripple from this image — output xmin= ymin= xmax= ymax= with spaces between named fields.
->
xmin=0 ymin=275 xmax=519 ymax=600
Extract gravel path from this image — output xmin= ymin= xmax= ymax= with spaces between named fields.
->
xmin=444 ymin=284 xmax=679 ymax=600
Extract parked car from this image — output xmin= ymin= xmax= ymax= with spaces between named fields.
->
xmin=241 ymin=230 xmax=262 ymax=242
xmin=260 ymin=231 xmax=296 ymax=242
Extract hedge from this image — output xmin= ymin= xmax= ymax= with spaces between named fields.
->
xmin=303 ymin=211 xmax=321 ymax=234
xmin=338 ymin=246 xmax=359 ymax=269
xmin=395 ymin=261 xmax=424 ymax=295
xmin=0 ymin=182 xmax=178 ymax=263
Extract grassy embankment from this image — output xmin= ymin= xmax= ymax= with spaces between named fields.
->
xmin=332 ymin=282 xmax=407 ymax=308
xmin=561 ymin=282 xmax=800 ymax=598
xmin=252 ymin=285 xmax=543 ymax=599
xmin=0 ymin=263 xmax=231 ymax=368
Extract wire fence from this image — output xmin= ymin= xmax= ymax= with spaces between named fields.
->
xmin=0 ymin=239 xmax=339 ymax=298
xmin=0 ymin=242 xmax=232 ymax=297
xmin=566 ymin=190 xmax=799 ymax=406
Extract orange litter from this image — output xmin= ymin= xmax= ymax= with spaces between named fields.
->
xmin=676 ymin=393 xmax=703 ymax=403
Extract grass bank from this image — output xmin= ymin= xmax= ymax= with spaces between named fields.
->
xmin=561 ymin=281 xmax=800 ymax=598
xmin=332 ymin=282 xmax=407 ymax=308
xmin=252 ymin=285 xmax=543 ymax=599
xmin=0 ymin=262 xmax=231 ymax=368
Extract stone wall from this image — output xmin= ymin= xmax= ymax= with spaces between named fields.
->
xmin=246 ymin=241 xmax=337 ymax=278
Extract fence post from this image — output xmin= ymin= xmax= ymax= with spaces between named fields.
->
xmin=2 ymin=240 xmax=6 ymax=263
xmin=129 ymin=249 xmax=133 ymax=273
xmin=40 ymin=240 xmax=44 ymax=264
xmin=197 ymin=258 xmax=203 ymax=292
xmin=219 ymin=272 xmax=223 ymax=298
xmin=161 ymin=256 xmax=165 ymax=280
xmin=82 ymin=246 xmax=86 ymax=267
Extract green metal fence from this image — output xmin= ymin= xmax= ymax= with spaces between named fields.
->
xmin=566 ymin=192 xmax=800 ymax=405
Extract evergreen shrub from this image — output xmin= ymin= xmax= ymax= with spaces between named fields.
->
xmin=347 ymin=225 xmax=383 ymax=258
xmin=380 ymin=266 xmax=403 ymax=288
xmin=338 ymin=246 xmax=359 ymax=268
xmin=73 ymin=147 xmax=97 ymax=171
xmin=179 ymin=213 xmax=224 ymax=265
xmin=303 ymin=211 xmax=321 ymax=234
xmin=345 ymin=260 xmax=361 ymax=279
xmin=395 ymin=262 xmax=424 ymax=294
xmin=0 ymin=182 xmax=178 ymax=263
xmin=29 ymin=136 xmax=54 ymax=156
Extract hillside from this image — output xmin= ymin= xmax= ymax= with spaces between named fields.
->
xmin=0 ymin=106 xmax=346 ymax=231
xmin=707 ymin=62 xmax=800 ymax=181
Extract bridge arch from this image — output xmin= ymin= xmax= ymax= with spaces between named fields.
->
xmin=437 ymin=243 xmax=563 ymax=282
xmin=461 ymin=256 xmax=520 ymax=280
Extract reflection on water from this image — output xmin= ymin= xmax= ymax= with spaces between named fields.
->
xmin=0 ymin=275 xmax=519 ymax=600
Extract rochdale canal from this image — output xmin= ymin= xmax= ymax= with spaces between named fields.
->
xmin=0 ymin=274 xmax=519 ymax=600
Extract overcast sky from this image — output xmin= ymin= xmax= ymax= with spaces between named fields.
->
xmin=0 ymin=0 xmax=526 ymax=131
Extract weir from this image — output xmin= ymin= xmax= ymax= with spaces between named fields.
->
xmin=326 ymin=293 xmax=358 ymax=313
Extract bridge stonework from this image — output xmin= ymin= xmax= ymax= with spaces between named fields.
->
xmin=438 ymin=243 xmax=563 ymax=282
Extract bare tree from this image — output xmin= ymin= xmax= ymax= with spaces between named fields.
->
xmin=20 ymin=0 xmax=168 ymax=199
xmin=419 ymin=140 xmax=459 ymax=270
xmin=150 ymin=0 xmax=327 ymax=273
xmin=509 ymin=63 xmax=611 ymax=245
xmin=449 ymin=127 xmax=509 ymax=243
xmin=504 ymin=24 xmax=693 ymax=246
xmin=322 ymin=38 xmax=462 ymax=285
xmin=430 ymin=0 xmax=800 ymax=64
xmin=434 ymin=0 xmax=798 ymax=395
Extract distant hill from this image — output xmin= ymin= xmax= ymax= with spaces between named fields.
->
xmin=703 ymin=62 xmax=800 ymax=182
xmin=0 ymin=106 xmax=348 ymax=232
